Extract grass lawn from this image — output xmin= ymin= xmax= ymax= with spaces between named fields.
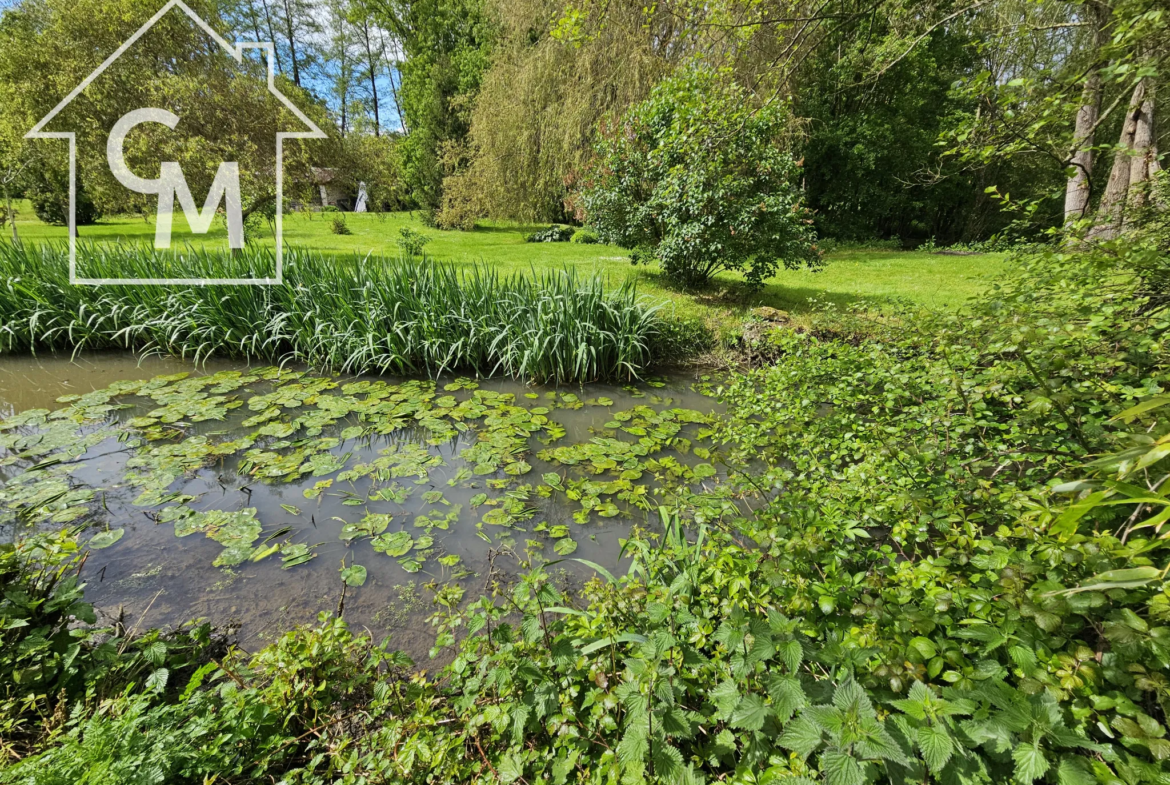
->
xmin=8 ymin=200 xmax=1009 ymax=322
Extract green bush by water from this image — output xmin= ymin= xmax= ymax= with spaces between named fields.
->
xmin=0 ymin=242 xmax=661 ymax=382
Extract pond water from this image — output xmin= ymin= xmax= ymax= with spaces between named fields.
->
xmin=0 ymin=353 xmax=726 ymax=657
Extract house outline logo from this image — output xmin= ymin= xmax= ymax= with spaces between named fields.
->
xmin=24 ymin=0 xmax=326 ymax=286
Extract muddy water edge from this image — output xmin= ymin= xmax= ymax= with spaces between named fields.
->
xmin=0 ymin=352 xmax=727 ymax=659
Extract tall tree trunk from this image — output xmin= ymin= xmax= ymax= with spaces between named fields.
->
xmin=360 ymin=20 xmax=382 ymax=136
xmin=1089 ymin=78 xmax=1147 ymax=240
xmin=1064 ymin=2 xmax=1107 ymax=223
xmin=378 ymin=29 xmax=407 ymax=134
xmin=260 ymin=0 xmax=285 ymax=76
xmin=1122 ymin=79 xmax=1157 ymax=229
xmin=245 ymin=1 xmax=265 ymax=43
xmin=281 ymin=0 xmax=302 ymax=87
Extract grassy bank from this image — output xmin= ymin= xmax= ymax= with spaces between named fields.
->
xmin=0 ymin=242 xmax=661 ymax=383
xmin=7 ymin=202 xmax=1007 ymax=321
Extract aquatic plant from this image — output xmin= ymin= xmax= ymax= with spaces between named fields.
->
xmin=0 ymin=242 xmax=660 ymax=383
xmin=0 ymin=368 xmax=720 ymax=579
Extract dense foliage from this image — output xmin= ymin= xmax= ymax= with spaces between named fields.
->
xmin=578 ymin=68 xmax=820 ymax=288
xmin=2 ymin=223 xmax=1169 ymax=782
xmin=0 ymin=242 xmax=661 ymax=382
xmin=367 ymin=0 xmax=495 ymax=219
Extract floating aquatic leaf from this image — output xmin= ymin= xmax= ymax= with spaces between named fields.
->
xmin=281 ymin=543 xmax=316 ymax=569
xmin=548 ymin=525 xmax=571 ymax=539
xmin=470 ymin=493 xmax=488 ymax=507
xmin=340 ymin=564 xmax=367 ymax=586
xmin=414 ymin=535 xmax=434 ymax=550
xmin=304 ymin=479 xmax=334 ymax=499
xmin=372 ymin=530 xmax=413 ymax=557
xmin=693 ymin=463 xmax=717 ymax=479
xmin=341 ymin=513 xmax=392 ymax=541
xmin=89 ymin=528 xmax=124 ymax=549
xmin=280 ymin=504 xmax=302 ymax=516
xmin=251 ymin=543 xmax=281 ymax=562
xmin=398 ymin=557 xmax=422 ymax=573
xmin=214 ymin=544 xmax=254 ymax=567
xmin=553 ymin=537 xmax=578 ymax=555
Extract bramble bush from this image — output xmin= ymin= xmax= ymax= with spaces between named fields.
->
xmin=577 ymin=66 xmax=820 ymax=289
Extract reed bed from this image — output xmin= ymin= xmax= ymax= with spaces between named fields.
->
xmin=0 ymin=242 xmax=662 ymax=382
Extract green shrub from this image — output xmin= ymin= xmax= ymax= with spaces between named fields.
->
xmin=329 ymin=214 xmax=351 ymax=235
xmin=524 ymin=224 xmax=573 ymax=243
xmin=570 ymin=227 xmax=599 ymax=244
xmin=578 ymin=65 xmax=820 ymax=288
xmin=396 ymin=226 xmax=431 ymax=256
xmin=321 ymin=205 xmax=340 ymax=213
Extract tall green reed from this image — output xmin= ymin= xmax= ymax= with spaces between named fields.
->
xmin=0 ymin=242 xmax=662 ymax=383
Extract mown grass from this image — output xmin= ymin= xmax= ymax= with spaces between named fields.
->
xmin=9 ymin=202 xmax=1008 ymax=323
xmin=0 ymin=242 xmax=661 ymax=383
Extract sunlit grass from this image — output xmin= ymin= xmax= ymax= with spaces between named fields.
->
xmin=9 ymin=202 xmax=1008 ymax=322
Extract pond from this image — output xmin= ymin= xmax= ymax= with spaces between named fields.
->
xmin=0 ymin=353 xmax=727 ymax=657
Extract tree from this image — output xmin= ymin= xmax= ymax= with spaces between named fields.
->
xmin=577 ymin=66 xmax=820 ymax=289
xmin=324 ymin=0 xmax=361 ymax=135
xmin=0 ymin=0 xmax=331 ymax=225
xmin=364 ymin=0 xmax=494 ymax=218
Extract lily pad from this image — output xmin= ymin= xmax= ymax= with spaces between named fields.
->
xmin=372 ymin=530 xmax=413 ymax=557
xmin=340 ymin=564 xmax=367 ymax=586
xmin=89 ymin=528 xmax=124 ymax=550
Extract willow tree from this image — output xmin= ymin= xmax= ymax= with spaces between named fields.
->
xmin=439 ymin=0 xmax=862 ymax=227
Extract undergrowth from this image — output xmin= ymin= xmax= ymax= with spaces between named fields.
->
xmin=3 ymin=227 xmax=1170 ymax=784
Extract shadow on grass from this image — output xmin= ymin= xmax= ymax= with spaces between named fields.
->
xmin=633 ymin=266 xmax=894 ymax=315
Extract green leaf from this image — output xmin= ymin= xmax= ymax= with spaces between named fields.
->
xmin=730 ymin=694 xmax=769 ymax=731
xmin=779 ymin=715 xmax=823 ymax=759
xmin=908 ymin=636 xmax=937 ymax=660
xmin=340 ymin=564 xmax=367 ymax=586
xmin=1056 ymin=756 xmax=1096 ymax=785
xmin=1012 ymin=743 xmax=1050 ymax=784
xmin=89 ymin=528 xmax=124 ymax=549
xmin=577 ymin=632 xmax=647 ymax=655
xmin=497 ymin=752 xmax=523 ymax=783
xmin=822 ymin=748 xmax=865 ymax=785
xmin=764 ymin=674 xmax=806 ymax=723
xmin=144 ymin=668 xmax=169 ymax=693
xmin=779 ymin=639 xmax=803 ymax=672
xmin=917 ymin=725 xmax=954 ymax=773
xmin=710 ymin=679 xmax=740 ymax=721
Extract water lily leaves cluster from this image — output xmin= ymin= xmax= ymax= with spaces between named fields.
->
xmin=0 ymin=368 xmax=721 ymax=580
xmin=536 ymin=405 xmax=719 ymax=522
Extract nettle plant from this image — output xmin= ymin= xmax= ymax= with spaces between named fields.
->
xmin=406 ymin=496 xmax=1167 ymax=785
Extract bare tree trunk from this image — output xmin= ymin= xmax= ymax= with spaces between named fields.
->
xmin=280 ymin=0 xmax=302 ymax=87
xmin=1064 ymin=2 xmax=1107 ymax=223
xmin=360 ymin=19 xmax=382 ymax=137
xmin=260 ymin=0 xmax=285 ymax=76
xmin=1123 ymin=79 xmax=1157 ymax=229
xmin=1090 ymin=78 xmax=1147 ymax=240
xmin=378 ymin=29 xmax=407 ymax=134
